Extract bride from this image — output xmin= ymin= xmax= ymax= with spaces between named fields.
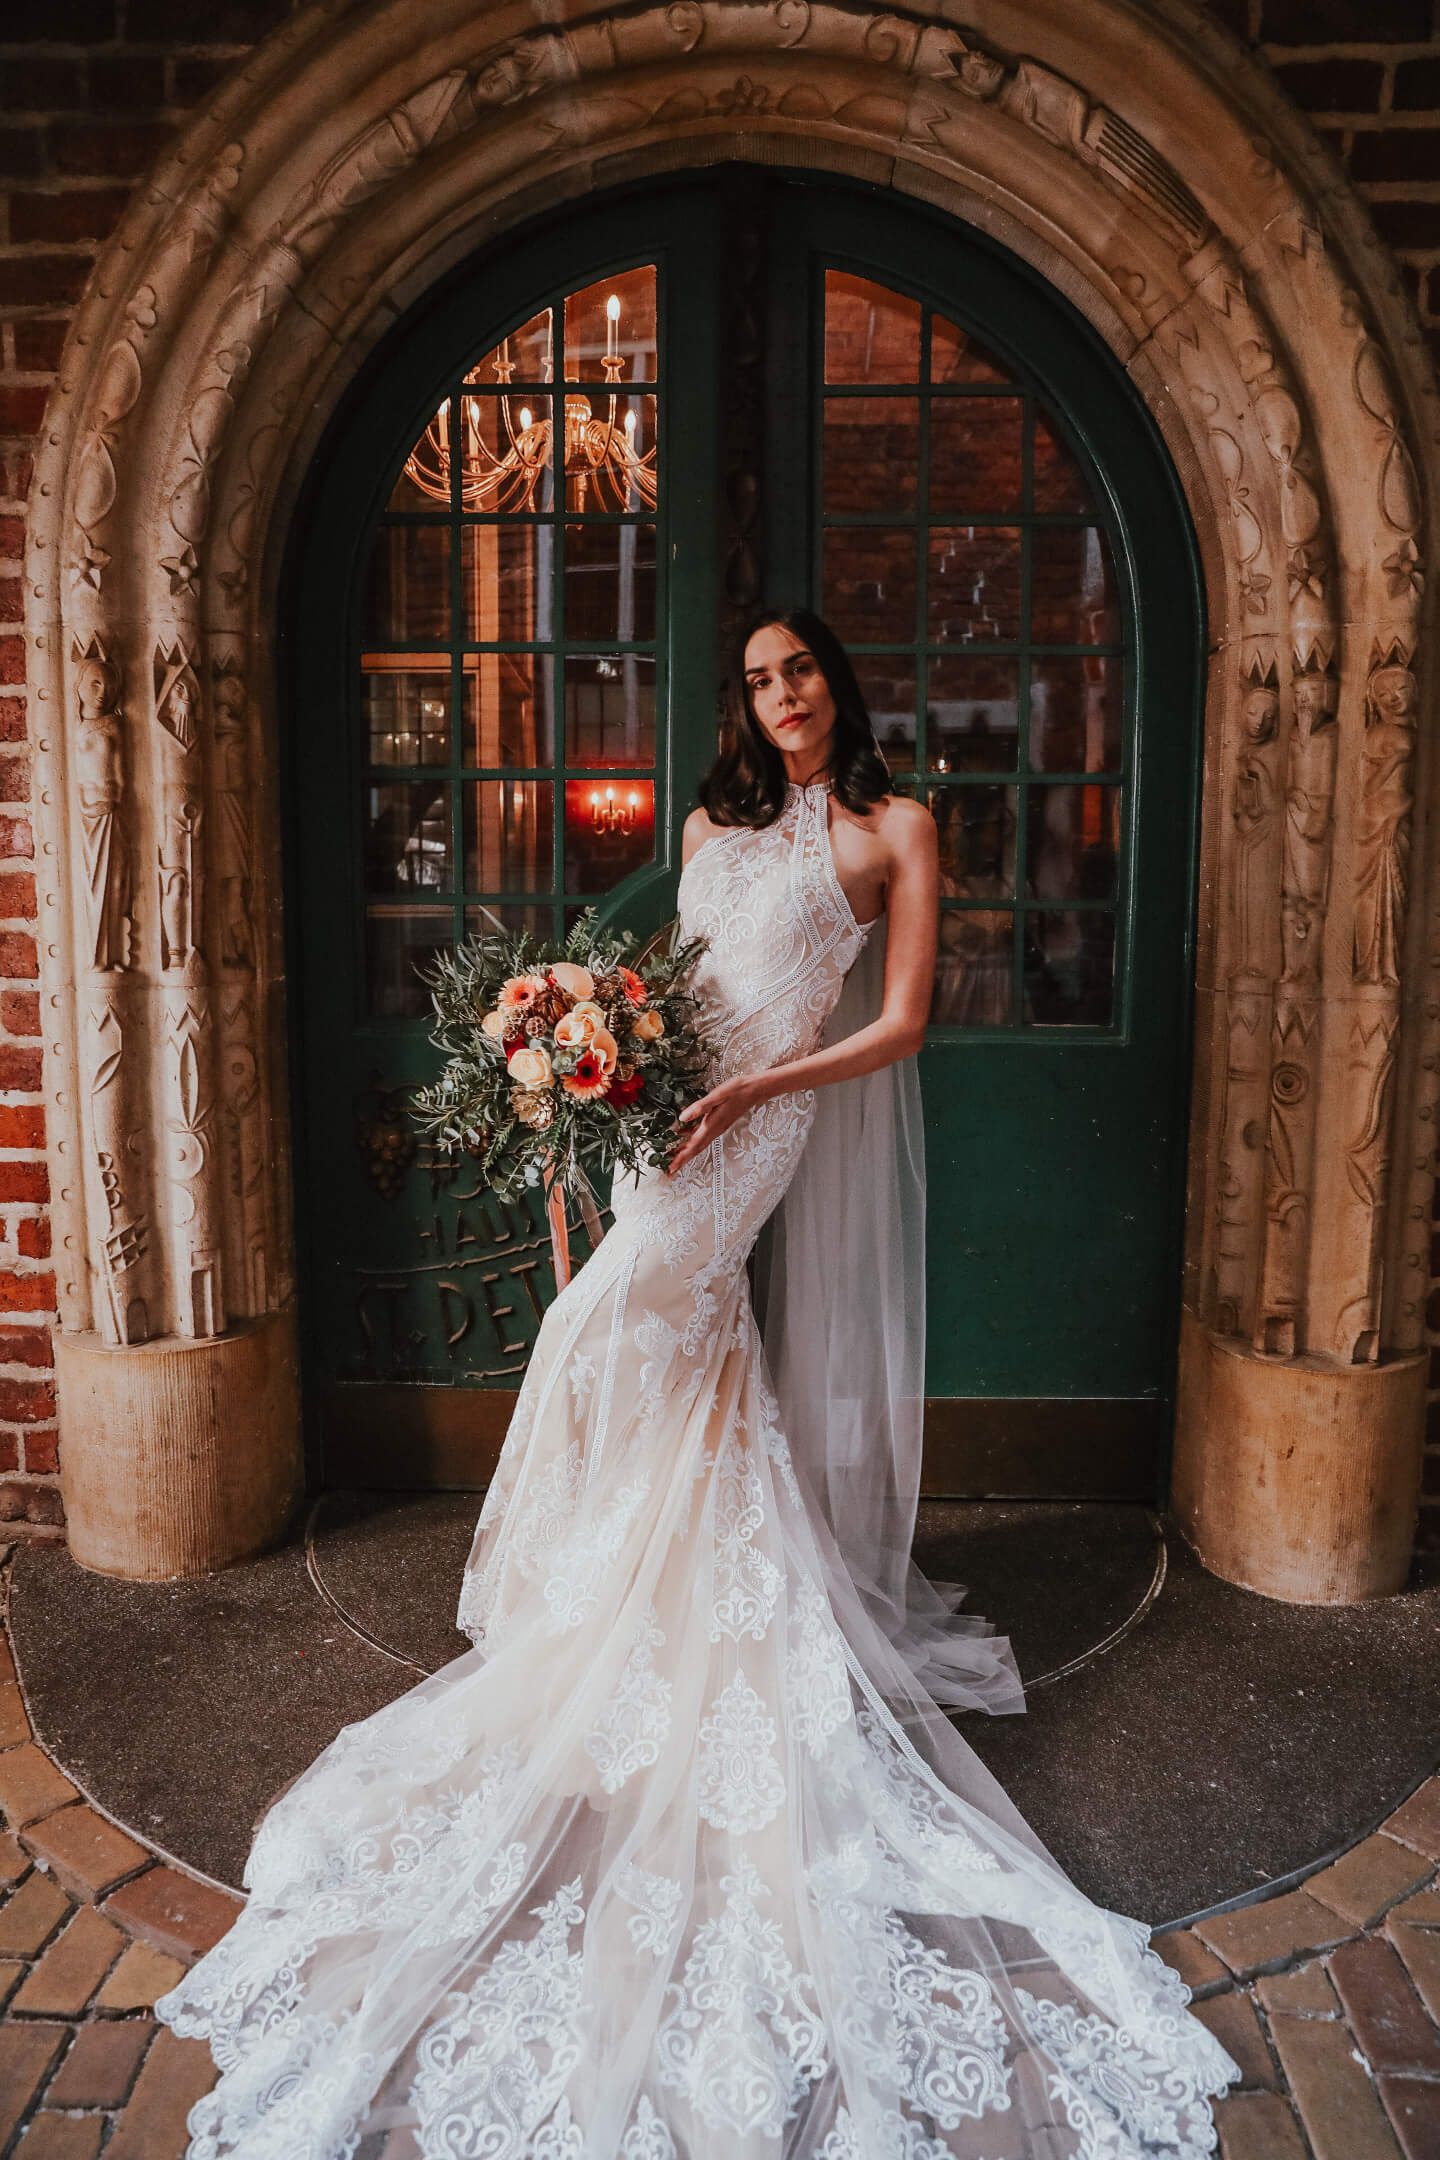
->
xmin=157 ymin=607 xmax=1240 ymax=2157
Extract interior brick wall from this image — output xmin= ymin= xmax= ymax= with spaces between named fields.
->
xmin=2 ymin=0 xmax=1440 ymax=1547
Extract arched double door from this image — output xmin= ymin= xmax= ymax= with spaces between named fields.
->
xmin=285 ymin=169 xmax=1204 ymax=1495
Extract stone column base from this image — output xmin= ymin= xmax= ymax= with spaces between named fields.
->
xmin=55 ymin=1309 xmax=303 ymax=1580
xmin=1171 ymin=1308 xmax=1426 ymax=1605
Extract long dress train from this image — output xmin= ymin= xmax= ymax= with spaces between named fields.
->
xmin=157 ymin=779 xmax=1240 ymax=2157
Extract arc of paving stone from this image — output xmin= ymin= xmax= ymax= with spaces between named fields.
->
xmin=22 ymin=0 xmax=1435 ymax=1376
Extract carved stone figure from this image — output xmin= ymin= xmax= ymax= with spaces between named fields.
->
xmin=155 ymin=647 xmax=199 ymax=752
xmin=1229 ymin=682 xmax=1281 ymax=977
xmin=72 ymin=641 xmax=132 ymax=973
xmin=159 ymin=800 xmax=203 ymax=971
xmin=1280 ymin=671 xmax=1337 ymax=987
xmin=1353 ymin=661 xmax=1417 ymax=986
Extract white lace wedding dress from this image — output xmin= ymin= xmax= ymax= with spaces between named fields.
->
xmin=157 ymin=779 xmax=1239 ymax=2157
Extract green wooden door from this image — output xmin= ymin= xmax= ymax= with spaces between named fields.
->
xmin=763 ymin=183 xmax=1204 ymax=1495
xmin=284 ymin=171 xmax=1202 ymax=1495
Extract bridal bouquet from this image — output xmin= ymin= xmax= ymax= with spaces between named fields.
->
xmin=410 ymin=911 xmax=712 ymax=1209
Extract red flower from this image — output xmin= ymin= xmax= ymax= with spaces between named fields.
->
xmin=503 ymin=1035 xmax=526 ymax=1059
xmin=618 ymin=966 xmax=648 ymax=1006
xmin=606 ymin=1072 xmax=644 ymax=1108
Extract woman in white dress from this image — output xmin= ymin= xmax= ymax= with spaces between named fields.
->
xmin=157 ymin=608 xmax=1240 ymax=2158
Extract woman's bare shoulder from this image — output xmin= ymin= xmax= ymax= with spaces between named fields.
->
xmin=682 ymin=803 xmax=727 ymax=864
xmin=872 ymin=790 xmax=936 ymax=858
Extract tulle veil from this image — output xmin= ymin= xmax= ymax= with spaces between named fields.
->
xmin=752 ymin=922 xmax=1025 ymax=1719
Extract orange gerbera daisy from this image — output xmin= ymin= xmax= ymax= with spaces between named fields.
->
xmin=618 ymin=966 xmax=648 ymax=1005
xmin=497 ymin=972 xmax=546 ymax=1011
xmin=561 ymin=1048 xmax=611 ymax=1099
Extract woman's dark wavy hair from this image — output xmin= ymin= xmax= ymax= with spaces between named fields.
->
xmin=699 ymin=604 xmax=893 ymax=828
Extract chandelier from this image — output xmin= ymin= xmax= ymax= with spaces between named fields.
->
xmin=403 ymin=296 xmax=657 ymax=514
xmin=589 ymin=784 xmax=643 ymax=836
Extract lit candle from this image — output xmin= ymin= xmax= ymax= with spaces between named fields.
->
xmin=606 ymin=294 xmax=620 ymax=360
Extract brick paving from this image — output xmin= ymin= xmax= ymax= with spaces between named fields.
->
xmin=0 ymin=1546 xmax=1435 ymax=2157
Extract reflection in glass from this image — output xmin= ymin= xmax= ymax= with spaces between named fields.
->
xmin=565 ymin=266 xmax=657 ymax=384
xmin=387 ymin=412 xmax=448 ymax=509
xmin=823 ymin=398 xmax=918 ymax=513
xmin=460 ymin=524 xmax=553 ymax=644
xmin=364 ymin=781 xmax=451 ymax=891
xmin=366 ymin=906 xmax=452 ymax=1019
xmin=1029 ymin=655 xmax=1123 ymax=773
xmin=362 ymin=526 xmax=449 ymax=642
xmin=562 ymin=391 xmax=657 ymax=512
xmin=565 ymin=654 xmax=656 ymax=768
xmin=464 ymin=781 xmax=553 ymax=893
xmin=1025 ymin=784 xmax=1120 ymax=900
xmin=928 ymin=527 xmax=1023 ymax=644
xmin=929 ymin=397 xmax=1023 ymax=512
xmin=466 ymin=308 xmax=554 ymax=386
xmin=928 ymin=655 xmax=1019 ymax=773
xmin=926 ymin=783 xmax=1017 ymax=896
xmin=933 ymin=907 xmax=1013 ymax=1025
xmin=463 ymin=652 xmax=554 ymax=769
xmin=930 ymin=315 xmax=1012 ymax=385
xmin=456 ymin=396 xmax=555 ymax=512
xmin=401 ymin=396 xmax=555 ymax=513
xmin=1033 ymin=405 xmax=1094 ymax=513
xmin=465 ymin=903 xmax=551 ymax=943
xmin=1024 ymin=910 xmax=1115 ymax=1026
xmin=564 ymin=523 xmax=656 ymax=642
xmin=822 ymin=528 xmax=916 ymax=644
xmin=362 ymin=661 xmax=450 ymax=766
xmin=852 ymin=654 xmax=916 ymax=771
xmin=1031 ymin=525 xmax=1120 ymax=644
xmin=824 ymin=271 xmax=920 ymax=383
xmin=564 ymin=779 xmax=655 ymax=893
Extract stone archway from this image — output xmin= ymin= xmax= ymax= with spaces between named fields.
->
xmin=21 ymin=0 xmax=1438 ymax=1594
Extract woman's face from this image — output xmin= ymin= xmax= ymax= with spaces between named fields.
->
xmin=743 ymin=622 xmax=837 ymax=770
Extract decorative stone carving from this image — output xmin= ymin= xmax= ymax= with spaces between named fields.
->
xmin=948 ymin=32 xmax=1210 ymax=250
xmin=86 ymin=1000 xmax=151 ymax=1348
xmin=158 ymin=798 xmax=203 ymax=973
xmin=1229 ymin=671 xmax=1281 ymax=979
xmin=66 ymin=285 xmax=155 ymax=596
xmin=1354 ymin=656 xmax=1417 ymax=988
xmin=72 ymin=637 xmax=132 ymax=974
xmin=211 ymin=660 xmax=254 ymax=971
xmin=153 ymin=643 xmax=198 ymax=753
xmin=1280 ymin=670 xmax=1337 ymax=990
xmin=165 ymin=996 xmax=225 ymax=1340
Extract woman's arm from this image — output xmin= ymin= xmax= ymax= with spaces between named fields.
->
xmin=667 ymin=797 xmax=938 ymax=1176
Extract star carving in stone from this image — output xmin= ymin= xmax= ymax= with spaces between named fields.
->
xmin=67 ymin=535 xmax=111 ymax=592
xmin=1383 ymin=538 xmax=1424 ymax=600
xmin=161 ymin=543 xmax=200 ymax=595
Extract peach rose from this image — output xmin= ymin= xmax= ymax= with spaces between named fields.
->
xmin=631 ymin=1008 xmax=665 ymax=1040
xmin=498 ymin=972 xmax=546 ymax=1011
xmin=554 ymin=1000 xmax=606 ymax=1048
xmin=507 ymin=1044 xmax=552 ymax=1089
xmin=480 ymin=1008 xmax=508 ymax=1039
xmin=548 ymin=961 xmax=595 ymax=999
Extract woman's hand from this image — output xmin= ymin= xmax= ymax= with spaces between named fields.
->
xmin=667 ymin=1075 xmax=761 ymax=1176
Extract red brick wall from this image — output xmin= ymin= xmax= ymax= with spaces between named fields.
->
xmin=3 ymin=0 xmax=1440 ymax=1537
